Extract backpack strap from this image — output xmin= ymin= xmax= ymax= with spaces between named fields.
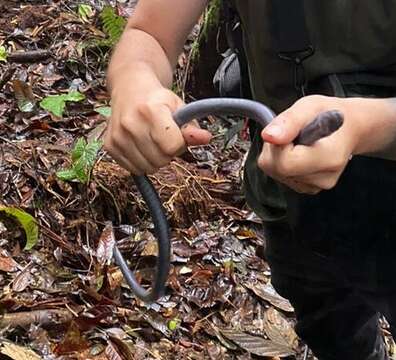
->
xmin=270 ymin=0 xmax=315 ymax=95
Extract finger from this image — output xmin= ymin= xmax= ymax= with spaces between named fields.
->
xmin=126 ymin=129 xmax=174 ymax=168
xmin=262 ymin=95 xmax=330 ymax=145
xmin=141 ymin=103 xmax=187 ymax=158
xmin=266 ymin=138 xmax=349 ymax=178
xmin=181 ymin=120 xmax=213 ymax=146
xmin=108 ymin=148 xmax=142 ymax=175
xmin=112 ymin=135 xmax=158 ymax=175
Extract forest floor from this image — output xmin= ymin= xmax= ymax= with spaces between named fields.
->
xmin=1 ymin=1 xmax=393 ymax=360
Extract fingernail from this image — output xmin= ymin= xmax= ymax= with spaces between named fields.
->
xmin=265 ymin=124 xmax=283 ymax=137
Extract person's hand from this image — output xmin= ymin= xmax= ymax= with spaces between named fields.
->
xmin=258 ymin=95 xmax=365 ymax=194
xmin=104 ymin=81 xmax=212 ymax=175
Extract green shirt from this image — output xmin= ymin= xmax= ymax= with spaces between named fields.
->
xmin=235 ymin=0 xmax=396 ymax=221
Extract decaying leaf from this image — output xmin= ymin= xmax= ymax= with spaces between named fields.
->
xmin=0 ymin=341 xmax=41 ymax=360
xmin=264 ymin=308 xmax=298 ymax=350
xmin=12 ymin=80 xmax=35 ymax=112
xmin=244 ymin=281 xmax=294 ymax=313
xmin=54 ymin=321 xmax=89 ymax=355
xmin=105 ymin=342 xmax=124 ymax=360
xmin=12 ymin=264 xmax=34 ymax=292
xmin=96 ymin=222 xmax=115 ymax=265
xmin=0 ymin=249 xmax=19 ymax=272
xmin=220 ymin=329 xmax=295 ymax=357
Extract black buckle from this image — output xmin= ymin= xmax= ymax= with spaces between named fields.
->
xmin=278 ymin=45 xmax=315 ymax=96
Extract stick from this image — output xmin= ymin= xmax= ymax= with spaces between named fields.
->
xmin=0 ymin=309 xmax=72 ymax=328
xmin=8 ymin=50 xmax=52 ymax=63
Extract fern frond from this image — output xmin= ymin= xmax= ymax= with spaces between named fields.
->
xmin=100 ymin=6 xmax=126 ymax=46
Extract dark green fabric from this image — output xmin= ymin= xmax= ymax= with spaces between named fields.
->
xmin=236 ymin=0 xmax=396 ymax=221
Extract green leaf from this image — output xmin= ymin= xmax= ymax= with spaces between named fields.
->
xmin=71 ymin=138 xmax=87 ymax=162
xmin=56 ymin=168 xmax=78 ymax=181
xmin=95 ymin=106 xmax=112 ymax=117
xmin=64 ymin=91 xmax=85 ymax=102
xmin=40 ymin=91 xmax=85 ymax=117
xmin=0 ymin=46 xmax=7 ymax=62
xmin=40 ymin=95 xmax=66 ymax=117
xmin=167 ymin=318 xmax=180 ymax=331
xmin=0 ymin=207 xmax=39 ymax=250
xmin=58 ymin=138 xmax=103 ymax=184
xmin=72 ymin=158 xmax=89 ymax=183
xmin=100 ymin=6 xmax=126 ymax=45
xmin=78 ymin=4 xmax=94 ymax=22
xmin=84 ymin=140 xmax=103 ymax=166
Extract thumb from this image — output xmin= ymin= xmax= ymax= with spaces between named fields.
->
xmin=181 ymin=120 xmax=213 ymax=146
xmin=262 ymin=97 xmax=327 ymax=145
xmin=261 ymin=113 xmax=302 ymax=145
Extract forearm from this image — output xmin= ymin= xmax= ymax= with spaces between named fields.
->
xmin=350 ymin=97 xmax=396 ymax=160
xmin=107 ymin=0 xmax=207 ymax=95
xmin=107 ymin=28 xmax=174 ymax=94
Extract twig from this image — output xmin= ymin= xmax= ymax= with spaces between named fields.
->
xmin=0 ymin=309 xmax=72 ymax=328
xmin=40 ymin=226 xmax=83 ymax=257
xmin=96 ymin=180 xmax=122 ymax=225
xmin=8 ymin=50 xmax=52 ymax=63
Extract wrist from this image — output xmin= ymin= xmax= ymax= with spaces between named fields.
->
xmin=343 ymin=97 xmax=396 ymax=156
xmin=108 ymin=62 xmax=164 ymax=98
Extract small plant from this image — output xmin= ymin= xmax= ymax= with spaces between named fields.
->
xmin=100 ymin=6 xmax=126 ymax=46
xmin=57 ymin=137 xmax=103 ymax=184
xmin=78 ymin=4 xmax=94 ymax=22
xmin=191 ymin=0 xmax=221 ymax=62
xmin=40 ymin=91 xmax=85 ymax=117
xmin=0 ymin=45 xmax=7 ymax=62
xmin=95 ymin=106 xmax=111 ymax=117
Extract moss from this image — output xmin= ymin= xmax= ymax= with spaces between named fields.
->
xmin=191 ymin=0 xmax=222 ymax=62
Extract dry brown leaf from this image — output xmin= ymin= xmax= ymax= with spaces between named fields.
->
xmin=105 ymin=340 xmax=126 ymax=360
xmin=12 ymin=264 xmax=33 ymax=292
xmin=263 ymin=308 xmax=298 ymax=350
xmin=54 ymin=321 xmax=89 ymax=355
xmin=12 ymin=79 xmax=36 ymax=112
xmin=244 ymin=281 xmax=294 ymax=313
xmin=220 ymin=329 xmax=295 ymax=358
xmin=0 ymin=341 xmax=41 ymax=360
xmin=141 ymin=236 xmax=158 ymax=257
xmin=0 ymin=249 xmax=19 ymax=272
xmin=97 ymin=222 xmax=116 ymax=265
xmin=107 ymin=267 xmax=124 ymax=290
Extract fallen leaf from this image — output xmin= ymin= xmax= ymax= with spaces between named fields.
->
xmin=105 ymin=339 xmax=132 ymax=360
xmin=244 ymin=281 xmax=294 ymax=313
xmin=220 ymin=329 xmax=295 ymax=357
xmin=264 ymin=308 xmax=298 ymax=350
xmin=0 ymin=249 xmax=19 ymax=272
xmin=54 ymin=321 xmax=89 ymax=355
xmin=0 ymin=341 xmax=41 ymax=360
xmin=12 ymin=80 xmax=35 ymax=112
xmin=12 ymin=264 xmax=33 ymax=292
xmin=0 ymin=206 xmax=39 ymax=250
xmin=97 ymin=222 xmax=115 ymax=265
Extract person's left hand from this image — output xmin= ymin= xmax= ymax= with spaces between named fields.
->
xmin=258 ymin=95 xmax=365 ymax=194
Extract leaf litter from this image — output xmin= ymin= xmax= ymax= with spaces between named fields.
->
xmin=0 ymin=1 xmax=366 ymax=360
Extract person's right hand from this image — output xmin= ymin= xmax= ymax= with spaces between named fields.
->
xmin=104 ymin=83 xmax=212 ymax=175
